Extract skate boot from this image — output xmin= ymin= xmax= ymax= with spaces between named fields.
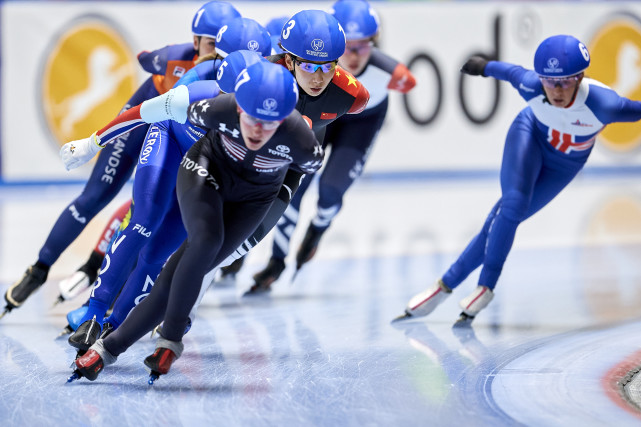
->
xmin=215 ymin=257 xmax=245 ymax=288
xmin=295 ymin=224 xmax=326 ymax=271
xmin=144 ymin=337 xmax=184 ymax=385
xmin=2 ymin=263 xmax=49 ymax=317
xmin=453 ymin=286 xmax=494 ymax=327
xmin=68 ymin=317 xmax=101 ymax=352
xmin=53 ymin=266 xmax=98 ymax=306
xmin=68 ymin=339 xmax=117 ymax=382
xmin=244 ymin=257 xmax=286 ymax=295
xmin=392 ymin=279 xmax=452 ymax=322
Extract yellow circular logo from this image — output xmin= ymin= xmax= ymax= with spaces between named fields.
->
xmin=42 ymin=18 xmax=137 ymax=146
xmin=588 ymin=15 xmax=641 ymax=153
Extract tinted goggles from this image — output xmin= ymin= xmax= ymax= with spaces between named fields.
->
xmin=294 ymin=58 xmax=337 ymax=74
xmin=539 ymin=74 xmax=582 ymax=89
xmin=240 ymin=111 xmax=282 ymax=131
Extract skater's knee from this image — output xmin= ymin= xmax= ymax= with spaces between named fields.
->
xmin=500 ymin=190 xmax=530 ymax=222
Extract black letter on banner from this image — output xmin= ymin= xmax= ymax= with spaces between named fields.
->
xmin=402 ymin=53 xmax=442 ymax=126
xmin=458 ymin=15 xmax=501 ymax=125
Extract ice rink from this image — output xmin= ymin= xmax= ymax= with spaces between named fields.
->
xmin=1 ymin=175 xmax=641 ymax=426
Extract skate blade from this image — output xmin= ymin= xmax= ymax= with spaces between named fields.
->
xmin=148 ymin=371 xmax=161 ymax=385
xmin=149 ymin=325 xmax=161 ymax=339
xmin=242 ymin=287 xmax=271 ymax=297
xmin=56 ymin=325 xmax=74 ymax=338
xmin=391 ymin=311 xmax=413 ymax=323
xmin=0 ymin=307 xmax=12 ymax=320
xmin=66 ymin=370 xmax=82 ymax=383
xmin=51 ymin=296 xmax=65 ymax=308
xmin=453 ymin=312 xmax=475 ymax=328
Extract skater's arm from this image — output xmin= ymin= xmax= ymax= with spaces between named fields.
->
xmin=60 ymin=81 xmax=219 ymax=171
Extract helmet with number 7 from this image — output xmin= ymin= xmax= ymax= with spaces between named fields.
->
xmin=279 ymin=10 xmax=346 ymax=61
xmin=234 ymin=62 xmax=299 ymax=121
xmin=534 ymin=35 xmax=590 ymax=78
xmin=331 ymin=0 xmax=379 ymax=41
xmin=192 ymin=1 xmax=242 ymax=39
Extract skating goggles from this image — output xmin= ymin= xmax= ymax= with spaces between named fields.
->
xmin=294 ymin=58 xmax=337 ymax=74
xmin=239 ymin=111 xmax=282 ymax=131
xmin=345 ymin=40 xmax=374 ymax=55
xmin=539 ymin=74 xmax=582 ymax=89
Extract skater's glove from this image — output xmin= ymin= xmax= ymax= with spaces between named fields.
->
xmin=60 ymin=132 xmax=102 ymax=171
xmin=460 ymin=56 xmax=489 ymax=76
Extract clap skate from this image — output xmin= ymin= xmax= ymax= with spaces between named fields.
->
xmin=295 ymin=224 xmax=326 ymax=271
xmin=243 ymin=257 xmax=286 ymax=296
xmin=392 ymin=279 xmax=452 ymax=322
xmin=53 ymin=268 xmax=97 ymax=307
xmin=452 ymin=285 xmax=494 ymax=327
xmin=1 ymin=264 xmax=48 ymax=318
xmin=68 ymin=317 xmax=101 ymax=352
xmin=67 ymin=339 xmax=116 ymax=383
xmin=144 ymin=338 xmax=184 ymax=385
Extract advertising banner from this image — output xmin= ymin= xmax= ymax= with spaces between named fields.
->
xmin=2 ymin=1 xmax=641 ymax=182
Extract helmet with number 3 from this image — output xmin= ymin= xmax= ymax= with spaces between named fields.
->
xmin=192 ymin=1 xmax=241 ymax=39
xmin=217 ymin=50 xmax=267 ymax=93
xmin=331 ymin=0 xmax=379 ymax=41
xmin=234 ymin=62 xmax=299 ymax=121
xmin=534 ymin=35 xmax=590 ymax=78
xmin=279 ymin=10 xmax=346 ymax=61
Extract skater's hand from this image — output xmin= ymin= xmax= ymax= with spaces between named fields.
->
xmin=60 ymin=132 xmax=102 ymax=171
xmin=460 ymin=56 xmax=489 ymax=76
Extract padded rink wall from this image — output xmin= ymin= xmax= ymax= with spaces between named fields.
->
xmin=2 ymin=1 xmax=641 ymax=183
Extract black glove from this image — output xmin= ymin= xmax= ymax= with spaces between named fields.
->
xmin=460 ymin=56 xmax=489 ymax=76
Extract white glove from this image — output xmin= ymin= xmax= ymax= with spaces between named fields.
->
xmin=60 ymin=132 xmax=102 ymax=171
xmin=140 ymin=84 xmax=189 ymax=124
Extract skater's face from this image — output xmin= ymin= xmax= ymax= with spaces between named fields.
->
xmin=285 ymin=54 xmax=335 ymax=97
xmin=540 ymin=72 xmax=583 ymax=108
xmin=338 ymin=38 xmax=373 ymax=75
xmin=194 ymin=36 xmax=217 ymax=56
xmin=238 ymin=108 xmax=282 ymax=151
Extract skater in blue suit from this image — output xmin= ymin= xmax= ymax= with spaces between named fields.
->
xmin=396 ymin=34 xmax=641 ymax=325
xmin=2 ymin=1 xmax=241 ymax=317
xmin=60 ymin=21 xmax=271 ymax=349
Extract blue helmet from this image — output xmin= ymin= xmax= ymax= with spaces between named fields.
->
xmin=265 ymin=16 xmax=290 ymax=37
xmin=217 ymin=50 xmax=267 ymax=93
xmin=331 ymin=0 xmax=379 ymax=40
xmin=234 ymin=62 xmax=299 ymax=121
xmin=279 ymin=10 xmax=346 ymax=61
xmin=264 ymin=16 xmax=290 ymax=54
xmin=215 ymin=17 xmax=272 ymax=58
xmin=534 ymin=35 xmax=590 ymax=78
xmin=192 ymin=1 xmax=241 ymax=39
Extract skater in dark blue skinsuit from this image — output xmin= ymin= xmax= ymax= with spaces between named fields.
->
xmin=71 ymin=61 xmax=324 ymax=383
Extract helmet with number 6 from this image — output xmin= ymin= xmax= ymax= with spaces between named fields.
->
xmin=217 ymin=50 xmax=267 ymax=93
xmin=534 ymin=35 xmax=590 ymax=78
xmin=192 ymin=1 xmax=241 ymax=38
xmin=279 ymin=10 xmax=346 ymax=61
xmin=234 ymin=62 xmax=299 ymax=121
xmin=331 ymin=0 xmax=379 ymax=41
xmin=216 ymin=17 xmax=272 ymax=58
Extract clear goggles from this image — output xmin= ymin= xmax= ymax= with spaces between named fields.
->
xmin=539 ymin=73 xmax=582 ymax=89
xmin=239 ymin=111 xmax=282 ymax=131
xmin=345 ymin=40 xmax=374 ymax=55
xmin=294 ymin=58 xmax=337 ymax=74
